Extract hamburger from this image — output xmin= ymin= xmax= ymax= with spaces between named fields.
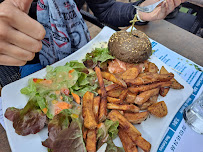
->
xmin=108 ymin=30 xmax=152 ymax=63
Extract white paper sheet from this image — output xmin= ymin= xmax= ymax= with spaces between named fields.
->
xmin=0 ymin=97 xmax=5 ymax=129
xmin=150 ymin=39 xmax=203 ymax=152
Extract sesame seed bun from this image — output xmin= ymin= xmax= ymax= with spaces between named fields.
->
xmin=108 ymin=30 xmax=152 ymax=63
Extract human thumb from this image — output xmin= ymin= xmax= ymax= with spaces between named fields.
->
xmin=6 ymin=0 xmax=33 ymax=14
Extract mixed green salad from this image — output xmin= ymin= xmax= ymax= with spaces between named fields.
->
xmin=4 ymin=48 xmax=123 ymax=152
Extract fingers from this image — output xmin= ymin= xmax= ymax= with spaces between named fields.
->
xmin=166 ymin=0 xmax=175 ymax=14
xmin=11 ymin=11 xmax=46 ymax=41
xmin=138 ymin=0 xmax=167 ymax=22
xmin=0 ymin=41 xmax=35 ymax=62
xmin=165 ymin=0 xmax=181 ymax=15
xmin=0 ymin=1 xmax=45 ymax=66
xmin=7 ymin=26 xmax=42 ymax=53
xmin=161 ymin=1 xmax=167 ymax=14
xmin=0 ymin=54 xmax=27 ymax=66
xmin=8 ymin=0 xmax=34 ymax=13
xmin=0 ymin=2 xmax=46 ymax=41
xmin=172 ymin=0 xmax=182 ymax=8
xmin=152 ymin=1 xmax=167 ymax=20
xmin=140 ymin=0 xmax=160 ymax=7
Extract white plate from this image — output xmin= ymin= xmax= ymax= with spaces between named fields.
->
xmin=2 ymin=26 xmax=193 ymax=152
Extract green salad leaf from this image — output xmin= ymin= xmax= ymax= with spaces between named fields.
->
xmin=97 ymin=119 xmax=119 ymax=149
xmin=96 ymin=119 xmax=123 ymax=152
xmin=83 ymin=48 xmax=114 ymax=66
xmin=65 ymin=60 xmax=87 ymax=71
xmin=46 ymin=65 xmax=79 ymax=89
xmin=20 ymin=79 xmax=37 ymax=96
xmin=20 ymin=60 xmax=98 ymax=119
xmin=105 ymin=138 xmax=125 ymax=152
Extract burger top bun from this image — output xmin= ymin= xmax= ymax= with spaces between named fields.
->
xmin=108 ymin=30 xmax=152 ymax=63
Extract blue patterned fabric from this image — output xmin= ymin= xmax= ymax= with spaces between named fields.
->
xmin=37 ymin=0 xmax=90 ymax=66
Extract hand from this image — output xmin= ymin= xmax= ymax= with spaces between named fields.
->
xmin=0 ymin=0 xmax=46 ymax=66
xmin=138 ymin=0 xmax=182 ymax=21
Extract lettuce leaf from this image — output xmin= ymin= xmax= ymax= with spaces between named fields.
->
xmin=65 ymin=60 xmax=87 ymax=72
xmin=97 ymin=119 xmax=119 ymax=140
xmin=105 ymin=119 xmax=119 ymax=139
xmin=4 ymin=107 xmax=20 ymax=122
xmin=71 ymin=84 xmax=98 ymax=97
xmin=52 ymin=118 xmax=86 ymax=152
xmin=42 ymin=110 xmax=72 ymax=149
xmin=20 ymin=79 xmax=37 ymax=96
xmin=46 ymin=66 xmax=79 ymax=89
xmin=19 ymin=60 xmax=98 ymax=119
xmin=105 ymin=138 xmax=124 ymax=152
xmin=71 ymin=70 xmax=98 ymax=96
xmin=97 ymin=119 xmax=119 ymax=149
xmin=43 ymin=108 xmax=86 ymax=152
xmin=4 ymin=98 xmax=47 ymax=136
xmin=83 ymin=48 xmax=114 ymax=63
xmin=83 ymin=48 xmax=114 ymax=68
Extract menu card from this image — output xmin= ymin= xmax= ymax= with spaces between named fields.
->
xmin=150 ymin=39 xmax=203 ymax=152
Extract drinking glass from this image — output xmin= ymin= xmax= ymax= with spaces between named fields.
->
xmin=183 ymin=91 xmax=203 ymax=134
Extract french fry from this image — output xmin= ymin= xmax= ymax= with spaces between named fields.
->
xmin=101 ymin=72 xmax=127 ymax=88
xmin=125 ymin=73 xmax=174 ymax=85
xmin=137 ymin=73 xmax=147 ymax=77
xmin=118 ymin=127 xmax=138 ymax=152
xmin=86 ymin=129 xmax=96 ymax=152
xmin=95 ymin=66 xmax=107 ymax=97
xmin=147 ymin=101 xmax=168 ymax=118
xmin=82 ymin=126 xmax=88 ymax=141
xmin=148 ymin=62 xmax=159 ymax=73
xmin=120 ymin=67 xmax=140 ymax=80
xmin=159 ymin=67 xmax=171 ymax=96
xmin=93 ymin=96 xmax=100 ymax=122
xmin=159 ymin=66 xmax=169 ymax=74
xmin=107 ymin=96 xmax=123 ymax=104
xmin=82 ymin=91 xmax=97 ymax=129
xmin=107 ymin=103 xmax=140 ymax=113
xmin=124 ymin=111 xmax=149 ymax=124
xmin=97 ymin=84 xmax=119 ymax=94
xmin=95 ymin=67 xmax=108 ymax=123
xmin=98 ymin=97 xmax=107 ymax=123
xmin=140 ymin=94 xmax=158 ymax=110
xmin=126 ymin=92 xmax=137 ymax=103
xmin=108 ymin=111 xmax=151 ymax=151
xmin=134 ymin=88 xmax=160 ymax=105
xmin=119 ymin=89 xmax=128 ymax=101
xmin=144 ymin=60 xmax=149 ymax=72
xmin=107 ymin=87 xmax=124 ymax=98
xmin=128 ymin=81 xmax=172 ymax=93
xmin=159 ymin=87 xmax=170 ymax=97
xmin=160 ymin=66 xmax=184 ymax=89
xmin=171 ymin=79 xmax=184 ymax=89
xmin=107 ymin=110 xmax=141 ymax=141
xmin=135 ymin=136 xmax=151 ymax=152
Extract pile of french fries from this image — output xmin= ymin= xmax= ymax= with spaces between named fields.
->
xmin=82 ymin=61 xmax=184 ymax=152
